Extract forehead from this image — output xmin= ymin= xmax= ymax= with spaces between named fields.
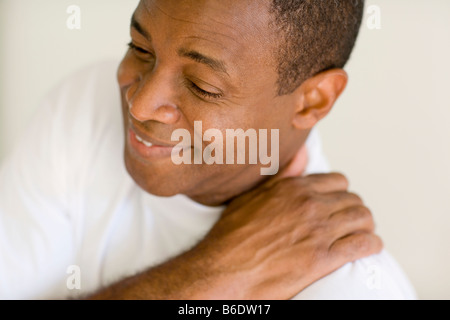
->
xmin=136 ymin=0 xmax=276 ymax=77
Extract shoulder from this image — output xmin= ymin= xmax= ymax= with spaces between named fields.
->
xmin=45 ymin=59 xmax=121 ymax=118
xmin=292 ymin=250 xmax=417 ymax=300
xmin=42 ymin=60 xmax=124 ymax=172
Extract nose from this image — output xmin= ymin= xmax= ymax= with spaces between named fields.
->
xmin=126 ymin=69 xmax=181 ymax=125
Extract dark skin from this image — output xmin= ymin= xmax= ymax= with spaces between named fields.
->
xmin=119 ymin=0 xmax=310 ymax=205
xmin=90 ymin=0 xmax=382 ymax=299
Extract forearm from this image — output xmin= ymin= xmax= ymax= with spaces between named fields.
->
xmin=88 ymin=173 xmax=382 ymax=300
xmin=87 ymin=244 xmax=232 ymax=300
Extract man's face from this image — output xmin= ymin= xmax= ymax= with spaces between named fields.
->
xmin=118 ymin=0 xmax=307 ymax=205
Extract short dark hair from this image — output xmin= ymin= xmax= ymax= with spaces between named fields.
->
xmin=270 ymin=0 xmax=365 ymax=95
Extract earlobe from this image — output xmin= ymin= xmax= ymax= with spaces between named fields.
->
xmin=292 ymin=69 xmax=348 ymax=130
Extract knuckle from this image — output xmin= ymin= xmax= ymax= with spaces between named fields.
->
xmin=269 ymin=177 xmax=298 ymax=194
xmin=331 ymin=172 xmax=349 ymax=188
xmin=298 ymin=194 xmax=321 ymax=215
xmin=350 ymin=234 xmax=372 ymax=253
xmin=354 ymin=206 xmax=375 ymax=230
xmin=306 ymin=243 xmax=329 ymax=268
xmin=374 ymin=235 xmax=384 ymax=252
xmin=361 ymin=207 xmax=375 ymax=225
xmin=350 ymin=205 xmax=372 ymax=221
xmin=347 ymin=192 xmax=364 ymax=205
xmin=358 ymin=205 xmax=372 ymax=217
xmin=310 ymin=222 xmax=329 ymax=238
xmin=313 ymin=246 xmax=329 ymax=263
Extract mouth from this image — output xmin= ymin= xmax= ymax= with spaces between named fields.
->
xmin=127 ymin=123 xmax=192 ymax=161
xmin=134 ymin=134 xmax=154 ymax=148
xmin=130 ymin=122 xmax=177 ymax=147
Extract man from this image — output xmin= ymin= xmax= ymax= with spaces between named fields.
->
xmin=0 ymin=0 xmax=415 ymax=299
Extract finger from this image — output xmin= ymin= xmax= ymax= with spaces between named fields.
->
xmin=328 ymin=205 xmax=375 ymax=238
xmin=296 ymin=173 xmax=349 ymax=194
xmin=262 ymin=173 xmax=350 ymax=200
xmin=328 ymin=233 xmax=384 ymax=265
xmin=315 ymin=191 xmax=364 ymax=215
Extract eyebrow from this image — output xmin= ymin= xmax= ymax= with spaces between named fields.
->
xmin=130 ymin=14 xmax=229 ymax=76
xmin=178 ymin=48 xmax=229 ymax=75
xmin=131 ymin=14 xmax=151 ymax=41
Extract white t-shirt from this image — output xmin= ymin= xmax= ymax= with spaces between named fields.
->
xmin=0 ymin=61 xmax=416 ymax=300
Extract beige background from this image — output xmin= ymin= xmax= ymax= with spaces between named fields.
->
xmin=0 ymin=0 xmax=449 ymax=299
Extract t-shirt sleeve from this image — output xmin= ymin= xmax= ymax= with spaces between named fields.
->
xmin=0 ymin=94 xmax=75 ymax=299
xmin=291 ymin=250 xmax=417 ymax=300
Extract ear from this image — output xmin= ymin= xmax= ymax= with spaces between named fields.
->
xmin=291 ymin=69 xmax=348 ymax=130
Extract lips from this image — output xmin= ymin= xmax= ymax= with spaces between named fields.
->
xmin=128 ymin=128 xmax=175 ymax=160
xmin=129 ymin=123 xmax=176 ymax=148
xmin=135 ymin=134 xmax=153 ymax=147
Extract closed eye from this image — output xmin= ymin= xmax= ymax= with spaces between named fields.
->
xmin=127 ymin=42 xmax=154 ymax=59
xmin=127 ymin=42 xmax=222 ymax=100
xmin=187 ymin=80 xmax=223 ymax=100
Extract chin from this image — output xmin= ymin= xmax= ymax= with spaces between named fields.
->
xmin=137 ymin=182 xmax=179 ymax=197
xmin=124 ymin=151 xmax=184 ymax=197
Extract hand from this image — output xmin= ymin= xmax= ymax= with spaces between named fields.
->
xmin=89 ymin=147 xmax=382 ymax=300
xmin=195 ymin=148 xmax=383 ymax=299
